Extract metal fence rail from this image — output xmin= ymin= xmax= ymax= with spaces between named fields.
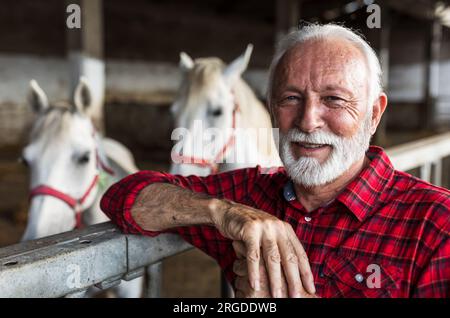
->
xmin=0 ymin=132 xmax=449 ymax=297
xmin=386 ymin=131 xmax=450 ymax=186
xmin=0 ymin=222 xmax=191 ymax=297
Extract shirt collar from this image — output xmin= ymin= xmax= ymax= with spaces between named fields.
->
xmin=281 ymin=146 xmax=395 ymax=222
xmin=335 ymin=146 xmax=395 ymax=222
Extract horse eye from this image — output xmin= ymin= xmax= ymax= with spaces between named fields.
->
xmin=77 ymin=152 xmax=90 ymax=165
xmin=210 ymin=108 xmax=223 ymax=117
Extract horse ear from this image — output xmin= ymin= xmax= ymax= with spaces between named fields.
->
xmin=223 ymin=44 xmax=253 ymax=86
xmin=179 ymin=52 xmax=194 ymax=71
xmin=29 ymin=79 xmax=49 ymax=113
xmin=73 ymin=76 xmax=93 ymax=114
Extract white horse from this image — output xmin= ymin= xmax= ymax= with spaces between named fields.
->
xmin=169 ymin=46 xmax=282 ymax=297
xmin=20 ymin=78 xmax=143 ymax=298
xmin=170 ymin=44 xmax=282 ymax=176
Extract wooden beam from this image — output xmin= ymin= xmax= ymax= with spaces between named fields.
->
xmin=66 ymin=0 xmax=105 ymax=133
xmin=424 ymin=18 xmax=442 ymax=130
xmin=275 ymin=0 xmax=301 ymax=44
xmin=386 ymin=0 xmax=435 ymax=21
xmin=373 ymin=1 xmax=391 ymax=147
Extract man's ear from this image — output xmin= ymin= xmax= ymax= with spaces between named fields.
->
xmin=29 ymin=79 xmax=49 ymax=113
xmin=223 ymin=44 xmax=253 ymax=86
xmin=73 ymin=76 xmax=93 ymax=114
xmin=370 ymin=93 xmax=388 ymax=135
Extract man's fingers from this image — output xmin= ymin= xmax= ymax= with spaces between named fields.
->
xmin=261 ymin=236 xmax=283 ymax=298
xmin=233 ymin=258 xmax=247 ymax=277
xmin=234 ymin=277 xmax=248 ymax=298
xmin=277 ymin=236 xmax=304 ymax=298
xmin=234 ymin=276 xmax=248 ymax=291
xmin=244 ymin=230 xmax=262 ymax=291
xmin=287 ymin=226 xmax=316 ymax=294
xmin=232 ymin=240 xmax=246 ymax=259
xmin=235 ymin=290 xmax=245 ymax=298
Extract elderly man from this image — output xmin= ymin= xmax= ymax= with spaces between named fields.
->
xmin=100 ymin=24 xmax=449 ymax=298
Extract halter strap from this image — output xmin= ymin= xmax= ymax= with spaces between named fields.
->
xmin=28 ymin=130 xmax=115 ymax=229
xmin=29 ymin=175 xmax=99 ymax=229
xmin=172 ymin=96 xmax=240 ymax=174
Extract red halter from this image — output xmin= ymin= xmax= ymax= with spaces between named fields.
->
xmin=28 ymin=133 xmax=115 ymax=229
xmin=29 ymin=175 xmax=99 ymax=229
xmin=172 ymin=100 xmax=239 ymax=174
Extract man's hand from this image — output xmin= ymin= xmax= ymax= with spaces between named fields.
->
xmin=210 ymin=200 xmax=316 ymax=298
xmin=130 ymin=182 xmax=315 ymax=298
xmin=232 ymin=242 xmax=317 ymax=298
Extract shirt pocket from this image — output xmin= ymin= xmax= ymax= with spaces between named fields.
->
xmin=320 ymin=251 xmax=402 ymax=298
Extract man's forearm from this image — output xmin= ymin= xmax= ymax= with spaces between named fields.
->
xmin=130 ymin=182 xmax=228 ymax=232
xmin=129 ymin=180 xmax=316 ymax=297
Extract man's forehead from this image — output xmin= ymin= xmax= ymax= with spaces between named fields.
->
xmin=274 ymin=38 xmax=368 ymax=87
xmin=280 ymin=38 xmax=365 ymax=69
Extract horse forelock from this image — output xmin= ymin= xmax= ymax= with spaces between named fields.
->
xmin=30 ymin=104 xmax=76 ymax=144
xmin=178 ymin=58 xmax=225 ymax=110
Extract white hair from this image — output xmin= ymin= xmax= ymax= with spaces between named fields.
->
xmin=267 ymin=23 xmax=382 ymax=107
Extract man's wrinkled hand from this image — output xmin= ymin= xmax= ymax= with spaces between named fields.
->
xmin=232 ymin=244 xmax=318 ymax=298
xmin=211 ymin=201 xmax=315 ymax=297
xmin=225 ymin=230 xmax=315 ymax=298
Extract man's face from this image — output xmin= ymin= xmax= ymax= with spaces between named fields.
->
xmin=271 ymin=38 xmax=374 ymax=187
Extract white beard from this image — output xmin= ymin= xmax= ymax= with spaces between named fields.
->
xmin=280 ymin=114 xmax=373 ymax=187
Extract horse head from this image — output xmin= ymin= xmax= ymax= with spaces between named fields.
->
xmin=21 ymin=78 xmax=104 ymax=240
xmin=170 ymin=45 xmax=254 ymax=176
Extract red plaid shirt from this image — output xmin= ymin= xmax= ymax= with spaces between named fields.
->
xmin=100 ymin=146 xmax=450 ymax=298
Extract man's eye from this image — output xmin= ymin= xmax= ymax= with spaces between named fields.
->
xmin=324 ymin=96 xmax=344 ymax=102
xmin=282 ymin=96 xmax=302 ymax=103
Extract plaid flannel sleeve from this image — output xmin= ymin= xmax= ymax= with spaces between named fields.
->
xmin=100 ymin=168 xmax=259 ymax=279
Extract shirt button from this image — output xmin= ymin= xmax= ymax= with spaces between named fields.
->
xmin=354 ymin=273 xmax=364 ymax=283
xmin=304 ymin=216 xmax=312 ymax=222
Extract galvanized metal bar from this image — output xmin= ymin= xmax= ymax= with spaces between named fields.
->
xmin=0 ymin=222 xmax=191 ymax=297
xmin=65 ymin=289 xmax=88 ymax=298
xmin=145 ymin=262 xmax=162 ymax=298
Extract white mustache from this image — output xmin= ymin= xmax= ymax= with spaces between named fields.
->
xmin=284 ymin=129 xmax=343 ymax=147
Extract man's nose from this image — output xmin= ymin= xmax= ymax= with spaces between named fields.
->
xmin=294 ymin=97 xmax=324 ymax=133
